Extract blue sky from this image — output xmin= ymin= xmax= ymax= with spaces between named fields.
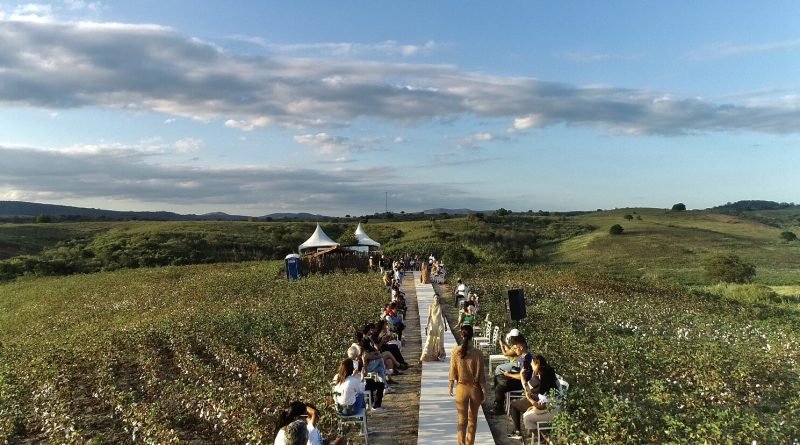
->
xmin=1 ymin=1 xmax=799 ymax=216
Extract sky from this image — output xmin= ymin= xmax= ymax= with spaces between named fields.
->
xmin=1 ymin=1 xmax=799 ymax=216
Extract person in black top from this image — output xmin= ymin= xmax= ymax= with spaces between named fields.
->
xmin=507 ymin=355 xmax=558 ymax=440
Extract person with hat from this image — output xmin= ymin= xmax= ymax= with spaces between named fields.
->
xmin=494 ymin=329 xmax=524 ymax=377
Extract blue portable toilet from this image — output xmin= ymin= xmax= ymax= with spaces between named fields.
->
xmin=285 ymin=253 xmax=302 ymax=280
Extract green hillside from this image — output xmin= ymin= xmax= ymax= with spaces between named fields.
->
xmin=548 ymin=208 xmax=800 ymax=285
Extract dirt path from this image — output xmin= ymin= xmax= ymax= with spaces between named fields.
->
xmin=367 ymin=273 xmax=422 ymax=445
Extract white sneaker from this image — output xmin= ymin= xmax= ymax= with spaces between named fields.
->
xmin=384 ymin=386 xmax=396 ymax=394
xmin=370 ymin=407 xmax=387 ymax=414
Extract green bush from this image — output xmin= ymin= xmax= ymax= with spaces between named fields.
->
xmin=609 ymin=224 xmax=624 ymax=235
xmin=704 ymin=283 xmax=779 ymax=305
xmin=704 ymin=253 xmax=756 ymax=284
xmin=672 ymin=203 xmax=687 ymax=211
xmin=780 ymin=231 xmax=797 ymax=242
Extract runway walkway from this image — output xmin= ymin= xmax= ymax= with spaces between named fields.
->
xmin=414 ymin=271 xmax=494 ymax=444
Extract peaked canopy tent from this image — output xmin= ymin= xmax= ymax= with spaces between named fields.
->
xmin=354 ymin=222 xmax=381 ymax=250
xmin=298 ymin=223 xmax=339 ymax=254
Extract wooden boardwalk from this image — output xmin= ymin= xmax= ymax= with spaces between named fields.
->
xmin=415 ymin=272 xmax=494 ymax=444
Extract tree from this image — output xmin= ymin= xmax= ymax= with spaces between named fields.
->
xmin=672 ymin=203 xmax=687 ymax=212
xmin=704 ymin=253 xmax=756 ymax=284
xmin=609 ymin=224 xmax=624 ymax=235
xmin=495 ymin=208 xmax=510 ymax=217
xmin=624 ymin=214 xmax=633 ymax=221
xmin=781 ymin=231 xmax=798 ymax=242
xmin=36 ymin=214 xmax=52 ymax=223
xmin=337 ymin=232 xmax=359 ymax=246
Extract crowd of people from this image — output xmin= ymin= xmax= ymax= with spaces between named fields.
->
xmin=274 ymin=255 xmax=561 ymax=445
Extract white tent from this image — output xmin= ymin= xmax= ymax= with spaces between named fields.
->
xmin=298 ymin=223 xmax=339 ymax=253
xmin=354 ymin=222 xmax=381 ymax=248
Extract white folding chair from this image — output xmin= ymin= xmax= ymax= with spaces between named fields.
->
xmin=332 ymin=387 xmax=369 ymax=443
xmin=471 ymin=321 xmax=492 ymax=347
xmin=477 ymin=326 xmax=500 ymax=353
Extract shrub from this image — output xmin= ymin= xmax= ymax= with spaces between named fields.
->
xmin=337 ymin=232 xmax=359 ymax=246
xmin=671 ymin=203 xmax=687 ymax=211
xmin=780 ymin=231 xmax=797 ymax=242
xmin=609 ymin=224 xmax=624 ymax=235
xmin=704 ymin=253 xmax=756 ymax=284
xmin=624 ymin=214 xmax=633 ymax=221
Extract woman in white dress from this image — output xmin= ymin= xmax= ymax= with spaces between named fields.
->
xmin=420 ymin=294 xmax=448 ymax=361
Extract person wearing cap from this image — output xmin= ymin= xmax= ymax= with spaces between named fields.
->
xmin=494 ymin=329 xmax=523 ymax=377
xmin=492 ymin=336 xmax=533 ymax=414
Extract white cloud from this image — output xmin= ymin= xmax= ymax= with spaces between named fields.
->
xmin=9 ymin=3 xmax=53 ymax=22
xmin=226 ymin=36 xmax=438 ymax=58
xmin=224 ymin=116 xmax=272 ymax=131
xmin=2 ymin=20 xmax=800 ymax=136
xmin=294 ymin=132 xmax=359 ymax=155
xmin=688 ymin=39 xmax=800 ymax=60
xmin=174 ymin=138 xmax=204 ymax=153
xmin=164 ymin=118 xmax=176 ymax=124
xmin=512 ymin=114 xmax=545 ymax=131
xmin=393 ymin=137 xmax=406 ymax=143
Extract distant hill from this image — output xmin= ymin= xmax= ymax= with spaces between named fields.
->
xmin=0 ymin=201 xmax=250 ymax=221
xmin=712 ymin=200 xmax=798 ymax=211
xmin=261 ymin=212 xmax=333 ymax=220
xmin=422 ymin=208 xmax=479 ymax=215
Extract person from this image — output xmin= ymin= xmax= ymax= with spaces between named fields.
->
xmin=358 ymin=328 xmax=397 ymax=390
xmin=372 ymin=320 xmax=409 ymax=369
xmin=363 ymin=324 xmax=403 ymax=375
xmin=454 ymin=278 xmax=468 ymax=301
xmin=455 ymin=301 xmax=476 ymax=334
xmin=333 ymin=358 xmax=386 ymax=415
xmin=385 ymin=302 xmax=405 ymax=342
xmin=274 ymin=401 xmax=343 ymax=445
xmin=507 ymin=355 xmax=558 ymax=441
xmin=448 ymin=325 xmax=486 ymax=445
xmin=420 ymin=293 xmax=448 ymax=361
xmin=420 ymin=261 xmax=430 ymax=284
xmin=494 ymin=329 xmax=522 ymax=376
xmin=492 ymin=336 xmax=532 ymax=414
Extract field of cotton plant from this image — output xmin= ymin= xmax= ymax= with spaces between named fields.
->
xmin=465 ymin=264 xmax=800 ymax=444
xmin=0 ymin=261 xmax=386 ymax=444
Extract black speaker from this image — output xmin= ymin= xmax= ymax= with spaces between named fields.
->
xmin=507 ymin=288 xmax=526 ymax=321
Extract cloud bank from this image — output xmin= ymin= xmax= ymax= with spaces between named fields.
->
xmin=2 ymin=20 xmax=800 ymax=136
xmin=0 ymin=145 xmax=491 ymax=214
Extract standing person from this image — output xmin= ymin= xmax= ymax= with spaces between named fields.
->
xmin=420 ymin=294 xmax=448 ymax=361
xmin=420 ymin=261 xmax=430 ymax=283
xmin=448 ymin=325 xmax=486 ymax=445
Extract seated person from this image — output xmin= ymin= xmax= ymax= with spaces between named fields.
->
xmin=492 ymin=336 xmax=533 ymax=414
xmin=373 ymin=320 xmax=409 ymax=369
xmin=274 ymin=401 xmax=343 ymax=445
xmin=333 ymin=358 xmax=386 ymax=415
xmin=363 ymin=324 xmax=403 ymax=375
xmin=494 ymin=329 xmax=523 ymax=376
xmin=357 ymin=328 xmax=396 ymax=391
xmin=507 ymin=355 xmax=558 ymax=440
xmin=385 ymin=303 xmax=406 ymax=342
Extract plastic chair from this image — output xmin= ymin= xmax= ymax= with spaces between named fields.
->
xmin=471 ymin=321 xmax=492 ymax=347
xmin=332 ymin=387 xmax=369 ymax=444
